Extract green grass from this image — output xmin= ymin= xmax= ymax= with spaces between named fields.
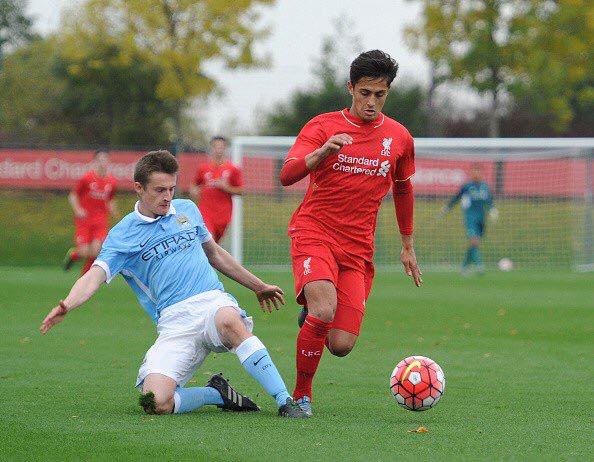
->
xmin=1 ymin=190 xmax=590 ymax=268
xmin=1 ymin=266 xmax=592 ymax=460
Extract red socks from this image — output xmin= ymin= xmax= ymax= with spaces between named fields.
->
xmin=294 ymin=315 xmax=331 ymax=400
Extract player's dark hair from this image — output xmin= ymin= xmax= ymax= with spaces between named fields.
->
xmin=210 ymin=136 xmax=228 ymax=144
xmin=134 ymin=150 xmax=179 ymax=186
xmin=349 ymin=50 xmax=399 ymax=87
xmin=94 ymin=149 xmax=109 ymax=158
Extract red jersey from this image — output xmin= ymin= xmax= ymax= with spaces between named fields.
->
xmin=193 ymin=160 xmax=242 ymax=224
xmin=285 ymin=109 xmax=415 ymax=261
xmin=75 ymin=170 xmax=116 ymax=223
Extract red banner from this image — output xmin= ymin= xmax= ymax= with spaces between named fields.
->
xmin=0 ymin=149 xmax=590 ymax=197
xmin=0 ymin=149 xmax=206 ymax=191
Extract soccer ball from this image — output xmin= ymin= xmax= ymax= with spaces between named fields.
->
xmin=390 ymin=355 xmax=445 ymax=411
xmin=498 ymin=258 xmax=514 ymax=272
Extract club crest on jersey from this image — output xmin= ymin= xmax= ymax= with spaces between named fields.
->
xmin=176 ymin=214 xmax=191 ymax=228
xmin=381 ymin=137 xmax=392 ymax=157
xmin=303 ymin=257 xmax=312 ymax=275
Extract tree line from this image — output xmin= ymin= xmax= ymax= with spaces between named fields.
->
xmin=0 ymin=0 xmax=591 ymax=148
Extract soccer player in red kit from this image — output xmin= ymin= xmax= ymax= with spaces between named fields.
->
xmin=63 ymin=150 xmax=117 ymax=275
xmin=190 ymin=136 xmax=243 ymax=243
xmin=279 ymin=50 xmax=423 ymax=416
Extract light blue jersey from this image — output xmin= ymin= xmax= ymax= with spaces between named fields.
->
xmin=94 ymin=199 xmax=224 ymax=322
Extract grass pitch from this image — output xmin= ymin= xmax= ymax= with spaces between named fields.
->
xmin=0 ymin=267 xmax=592 ymax=461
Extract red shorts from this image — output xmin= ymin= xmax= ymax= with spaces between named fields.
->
xmin=203 ymin=218 xmax=230 ymax=243
xmin=290 ymin=236 xmax=374 ymax=336
xmin=75 ymin=219 xmax=108 ymax=246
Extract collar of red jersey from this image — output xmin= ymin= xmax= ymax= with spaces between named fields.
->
xmin=341 ymin=108 xmax=385 ymax=129
xmin=134 ymin=201 xmax=177 ymax=223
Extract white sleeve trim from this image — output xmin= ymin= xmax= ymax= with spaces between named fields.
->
xmin=93 ymin=260 xmax=113 ymax=284
xmin=201 ymin=231 xmax=213 ymax=244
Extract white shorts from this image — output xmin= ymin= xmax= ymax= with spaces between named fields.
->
xmin=135 ymin=290 xmax=253 ymax=389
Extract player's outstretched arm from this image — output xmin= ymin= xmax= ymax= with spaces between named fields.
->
xmin=39 ymin=265 xmax=106 ymax=334
xmin=201 ymin=239 xmax=285 ymax=312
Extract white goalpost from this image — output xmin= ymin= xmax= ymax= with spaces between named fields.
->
xmin=229 ymin=137 xmax=594 ymax=271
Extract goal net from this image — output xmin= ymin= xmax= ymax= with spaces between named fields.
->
xmin=228 ymin=137 xmax=594 ymax=271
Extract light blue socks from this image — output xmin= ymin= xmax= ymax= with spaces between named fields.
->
xmin=173 ymin=386 xmax=223 ymax=414
xmin=235 ymin=336 xmax=292 ymax=407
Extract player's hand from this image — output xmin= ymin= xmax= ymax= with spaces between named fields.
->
xmin=321 ymin=134 xmax=353 ymax=156
xmin=255 ymin=284 xmax=285 ymax=313
xmin=39 ymin=303 xmax=68 ymax=334
xmin=401 ymin=247 xmax=423 ymax=287
xmin=75 ymin=209 xmax=87 ymax=219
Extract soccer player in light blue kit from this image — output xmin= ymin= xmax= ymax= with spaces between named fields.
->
xmin=40 ymin=150 xmax=306 ymax=418
xmin=442 ymin=164 xmax=498 ymax=274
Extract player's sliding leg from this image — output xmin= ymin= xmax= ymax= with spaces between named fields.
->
xmin=214 ymin=307 xmax=307 ymax=418
xmin=293 ymin=281 xmax=336 ymax=415
xmin=139 ymin=373 xmax=254 ymax=414
xmin=139 ymin=373 xmax=178 ymax=414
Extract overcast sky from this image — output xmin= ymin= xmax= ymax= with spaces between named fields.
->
xmin=27 ymin=0 xmax=429 ymax=135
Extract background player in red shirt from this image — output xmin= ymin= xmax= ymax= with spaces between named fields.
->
xmin=189 ymin=136 xmax=243 ymax=243
xmin=279 ymin=50 xmax=423 ymax=416
xmin=63 ymin=149 xmax=117 ymax=275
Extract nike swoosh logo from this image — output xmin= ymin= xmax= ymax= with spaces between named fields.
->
xmin=140 ymin=239 xmax=150 ymax=248
xmin=253 ymin=355 xmax=267 ymax=366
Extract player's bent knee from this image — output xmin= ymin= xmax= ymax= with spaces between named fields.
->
xmin=140 ymin=390 xmax=174 ymax=414
xmin=327 ymin=343 xmax=354 ymax=357
xmin=154 ymin=396 xmax=174 ymax=414
xmin=214 ymin=307 xmax=250 ymax=348
xmin=327 ymin=331 xmax=357 ymax=357
xmin=215 ymin=308 xmax=243 ymax=332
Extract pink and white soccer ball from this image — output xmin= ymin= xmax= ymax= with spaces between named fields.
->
xmin=390 ymin=355 xmax=445 ymax=411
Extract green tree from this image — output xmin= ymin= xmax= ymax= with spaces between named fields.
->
xmin=61 ymin=0 xmax=275 ymax=149
xmin=511 ymin=0 xmax=593 ymax=133
xmin=405 ymin=0 xmax=538 ymax=137
xmin=55 ymin=39 xmax=176 ymax=146
xmin=406 ymin=0 xmax=593 ymax=136
xmin=0 ymin=0 xmax=36 ymax=63
xmin=0 ymin=36 xmax=176 ymax=146
xmin=0 ymin=39 xmax=70 ymax=143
